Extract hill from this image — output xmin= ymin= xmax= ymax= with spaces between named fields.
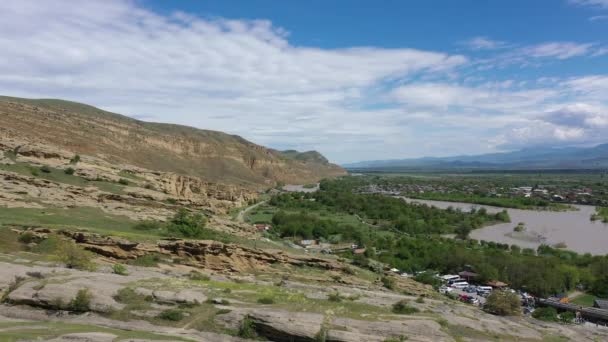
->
xmin=0 ymin=96 xmax=345 ymax=188
xmin=344 ymin=144 xmax=608 ymax=171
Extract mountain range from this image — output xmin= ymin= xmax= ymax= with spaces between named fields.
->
xmin=344 ymin=144 xmax=608 ymax=170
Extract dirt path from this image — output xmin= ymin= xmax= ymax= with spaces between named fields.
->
xmin=235 ymin=200 xmax=267 ymax=223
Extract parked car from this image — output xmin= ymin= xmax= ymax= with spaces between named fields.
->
xmin=464 ymin=286 xmax=477 ymax=293
xmin=451 ymin=281 xmax=469 ymax=289
xmin=439 ymin=286 xmax=453 ymax=294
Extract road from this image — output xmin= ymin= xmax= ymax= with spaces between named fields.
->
xmin=235 ymin=200 xmax=267 ymax=223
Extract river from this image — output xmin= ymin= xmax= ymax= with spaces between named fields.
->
xmin=399 ymin=197 xmax=608 ymax=255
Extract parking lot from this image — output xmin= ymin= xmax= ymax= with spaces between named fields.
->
xmin=449 ymin=287 xmax=487 ymax=306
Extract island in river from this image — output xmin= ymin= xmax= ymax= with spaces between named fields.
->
xmin=401 ymin=197 xmax=608 ymax=255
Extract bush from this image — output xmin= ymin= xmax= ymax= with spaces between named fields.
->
xmin=328 ymin=292 xmax=343 ymax=302
xmin=118 ymin=178 xmax=129 ymax=185
xmin=40 ymin=165 xmax=52 ymax=173
xmin=158 ymin=309 xmax=184 ymax=321
xmin=64 ymin=167 xmax=75 ymax=175
xmin=415 ymin=296 xmax=425 ymax=303
xmin=114 ymin=287 xmax=152 ymax=304
xmin=69 ymin=289 xmax=92 ymax=312
xmin=238 ymin=317 xmax=257 ymax=338
xmin=484 ymin=291 xmax=521 ymax=316
xmin=414 ymin=272 xmax=441 ymax=288
xmin=70 ymin=155 xmax=81 ymax=164
xmin=381 ymin=276 xmax=396 ymax=290
xmin=559 ymin=311 xmax=576 ymax=324
xmin=392 ymin=299 xmax=419 ymax=314
xmin=166 ymin=208 xmax=207 ymax=239
xmin=189 ymin=271 xmax=210 ymax=281
xmin=129 ymin=254 xmax=160 ymax=267
xmin=18 ymin=232 xmax=35 ymax=244
xmin=257 ymin=297 xmax=275 ymax=304
xmin=532 ymin=307 xmax=558 ymax=321
xmin=58 ymin=239 xmax=96 ymax=271
xmin=112 ymin=263 xmax=128 ymax=275
xmin=133 ymin=220 xmax=163 ymax=231
xmin=30 ymin=168 xmax=40 ymax=176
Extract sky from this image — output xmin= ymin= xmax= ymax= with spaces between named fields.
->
xmin=1 ymin=0 xmax=607 ymax=164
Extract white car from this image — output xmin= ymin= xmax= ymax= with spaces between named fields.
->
xmin=439 ymin=286 xmax=453 ymax=294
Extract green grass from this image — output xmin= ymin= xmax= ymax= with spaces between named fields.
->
xmin=0 ymin=321 xmax=192 ymax=341
xmin=569 ymin=293 xmax=596 ymax=307
xmin=0 ymin=207 xmax=165 ymax=242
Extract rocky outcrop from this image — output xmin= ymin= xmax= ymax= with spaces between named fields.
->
xmin=17 ymin=229 xmax=345 ymax=274
xmin=216 ymin=308 xmax=451 ymax=342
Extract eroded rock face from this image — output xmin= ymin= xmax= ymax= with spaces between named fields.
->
xmin=16 ymin=229 xmax=345 ymax=275
xmin=216 ymin=308 xmax=451 ymax=342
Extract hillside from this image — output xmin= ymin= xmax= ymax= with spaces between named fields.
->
xmin=345 ymin=144 xmax=608 ymax=170
xmin=0 ymin=96 xmax=345 ymax=188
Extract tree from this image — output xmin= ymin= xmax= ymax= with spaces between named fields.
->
xmin=484 ymin=291 xmax=521 ymax=316
xmin=166 ymin=208 xmax=207 ymax=238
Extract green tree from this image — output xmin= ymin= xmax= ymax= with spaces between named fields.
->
xmin=484 ymin=291 xmax=521 ymax=316
xmin=166 ymin=208 xmax=207 ymax=238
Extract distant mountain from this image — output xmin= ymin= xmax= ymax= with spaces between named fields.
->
xmin=344 ymin=144 xmax=608 ymax=170
xmin=0 ymin=96 xmax=345 ymax=188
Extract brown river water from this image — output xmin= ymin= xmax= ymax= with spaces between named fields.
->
xmin=400 ymin=197 xmax=608 ymax=255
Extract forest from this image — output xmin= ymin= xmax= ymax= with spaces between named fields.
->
xmin=264 ymin=177 xmax=608 ymax=298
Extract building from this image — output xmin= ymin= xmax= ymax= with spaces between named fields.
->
xmin=458 ymin=271 xmax=479 ymax=282
xmin=594 ymin=299 xmax=608 ymax=310
xmin=486 ymin=280 xmax=508 ymax=289
xmin=254 ymin=224 xmax=271 ymax=231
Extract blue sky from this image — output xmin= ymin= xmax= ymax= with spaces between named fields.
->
xmin=1 ymin=0 xmax=607 ymax=164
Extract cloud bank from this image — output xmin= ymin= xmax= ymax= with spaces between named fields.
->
xmin=0 ymin=0 xmax=607 ymax=163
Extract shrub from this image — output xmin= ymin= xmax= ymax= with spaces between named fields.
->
xmin=392 ymin=299 xmax=419 ymax=314
xmin=328 ymin=292 xmax=343 ymax=302
xmin=484 ymin=291 xmax=521 ymax=316
xmin=189 ymin=271 xmax=210 ymax=281
xmin=158 ymin=309 xmax=184 ymax=321
xmin=532 ymin=307 xmax=558 ymax=321
xmin=559 ymin=311 xmax=575 ymax=324
xmin=118 ymin=178 xmax=129 ymax=185
xmin=133 ymin=220 xmax=163 ymax=231
xmin=414 ymin=273 xmax=441 ymax=288
xmin=238 ymin=317 xmax=257 ymax=338
xmin=381 ymin=276 xmax=396 ymax=290
xmin=64 ymin=167 xmax=75 ymax=175
xmin=69 ymin=289 xmax=92 ymax=312
xmin=18 ymin=232 xmax=35 ymax=244
xmin=30 ymin=168 xmax=40 ymax=176
xmin=58 ymin=239 xmax=96 ymax=271
xmin=112 ymin=263 xmax=128 ymax=276
xmin=129 ymin=254 xmax=160 ymax=267
xmin=415 ymin=296 xmax=425 ymax=304
xmin=114 ymin=287 xmax=152 ymax=304
xmin=216 ymin=308 xmax=231 ymax=315
xmin=257 ymin=297 xmax=275 ymax=304
xmin=40 ymin=165 xmax=52 ymax=173
xmin=70 ymin=155 xmax=81 ymax=164
xmin=166 ymin=208 xmax=207 ymax=239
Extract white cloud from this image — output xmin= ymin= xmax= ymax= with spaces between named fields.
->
xmin=463 ymin=36 xmax=508 ymax=50
xmin=521 ymin=42 xmax=595 ymax=60
xmin=0 ymin=0 xmax=607 ymax=163
xmin=569 ymin=0 xmax=608 ymax=8
xmin=590 ymin=15 xmax=608 ymax=21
